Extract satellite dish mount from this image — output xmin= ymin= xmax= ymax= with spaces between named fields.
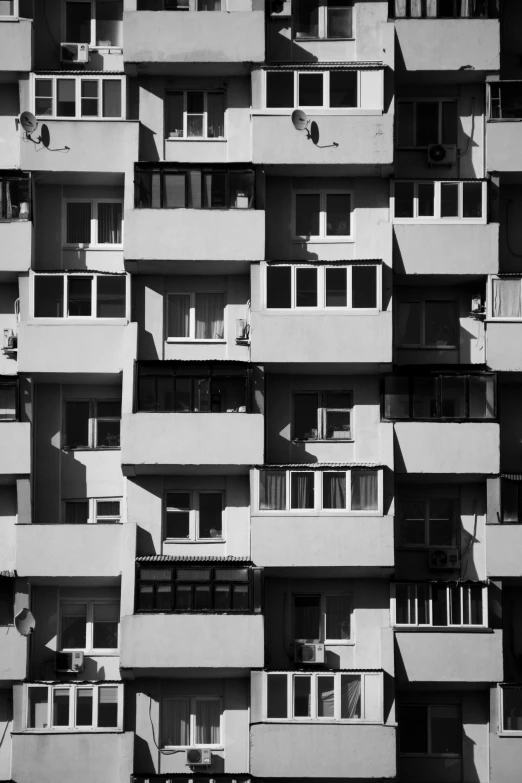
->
xmin=14 ymin=607 xmax=36 ymax=636
xmin=290 ymin=109 xmax=339 ymax=149
xmin=18 ymin=111 xmax=70 ymax=153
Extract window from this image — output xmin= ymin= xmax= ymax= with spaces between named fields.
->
xmin=293 ymin=0 xmax=353 ymax=38
xmin=59 ymin=600 xmax=119 ymax=652
xmin=0 ymin=379 xmax=18 ymax=422
xmin=26 ymin=683 xmax=122 ymax=731
xmin=156 ymin=0 xmax=221 ymax=10
xmin=33 ymin=273 xmax=127 ymax=319
xmin=162 ymin=697 xmax=221 ymax=748
xmin=400 ymin=704 xmax=460 ymax=756
xmin=501 ymin=478 xmax=522 ymax=523
xmin=489 ymin=81 xmax=522 ymax=119
xmin=166 ymin=293 xmax=225 ymax=340
xmin=293 ymin=594 xmax=352 ymax=642
xmin=397 ymin=99 xmax=458 ymax=148
xmin=135 ymin=166 xmax=254 ymax=209
xmin=258 ymin=468 xmax=380 ymax=513
xmin=383 ymin=374 xmax=496 ymax=420
xmin=392 ymin=583 xmax=487 ymax=627
xmin=63 ymin=498 xmax=121 ymax=524
xmin=265 ymin=264 xmax=378 ymax=310
xmin=63 ymin=399 xmax=121 ymax=449
xmin=501 ymin=686 xmax=522 ymax=733
xmin=397 ymin=298 xmax=458 ymax=348
xmin=0 ymin=173 xmax=30 ymax=220
xmin=293 ymin=391 xmax=352 ymax=440
xmin=65 ymin=200 xmax=123 ymax=247
xmin=266 ymin=70 xmax=359 ymax=109
xmin=390 ymin=0 xmax=498 ymax=18
xmin=398 ymin=498 xmax=457 ymax=548
xmin=0 ymin=1 xmax=17 ymax=16
xmin=137 ymin=565 xmax=258 ymax=613
xmin=64 ymin=0 xmax=123 ymax=47
xmin=393 ymin=181 xmax=485 ymax=221
xmin=33 ymin=75 xmax=124 ymax=119
xmin=265 ymin=671 xmax=381 ymax=722
xmin=165 ymin=491 xmax=223 ymax=540
xmin=166 ymin=91 xmax=225 ymax=139
xmin=294 ymin=192 xmax=352 ymax=240
xmin=0 ymin=578 xmax=13 ymax=625
xmin=137 ymin=362 xmax=249 ymax=413
xmin=491 ymin=278 xmax=522 ymax=319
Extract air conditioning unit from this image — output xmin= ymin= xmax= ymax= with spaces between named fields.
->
xmin=427 ymin=143 xmax=457 ymax=167
xmin=185 ymin=748 xmax=212 ymax=767
xmin=429 ymin=548 xmax=461 ymax=571
xmin=60 ymin=43 xmax=90 ymax=64
xmin=294 ymin=641 xmax=325 ymax=665
xmin=55 ymin=651 xmax=84 ymax=673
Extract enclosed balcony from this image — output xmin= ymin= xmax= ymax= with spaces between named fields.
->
xmin=0 ymin=15 xmax=32 ymax=73
xmin=0 ymin=172 xmax=32 ymax=274
xmin=0 ymin=578 xmax=27 ymax=681
xmin=486 ymin=82 xmax=522 ymax=172
xmin=123 ymin=1 xmax=264 ymax=71
xmin=486 ymin=478 xmax=522 ymax=576
xmin=485 ymin=276 xmax=522 ymax=370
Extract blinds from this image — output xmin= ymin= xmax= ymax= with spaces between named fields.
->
xmin=98 ymin=202 xmax=122 ymax=244
xmin=99 ymin=686 xmax=118 ymax=703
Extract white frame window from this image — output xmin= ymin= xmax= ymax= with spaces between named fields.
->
xmin=166 ymin=292 xmax=226 ymax=342
xmin=293 ymin=390 xmax=353 ymax=441
xmin=32 ymin=74 xmax=125 ymax=120
xmin=63 ymin=198 xmax=123 ymax=248
xmin=500 ymin=685 xmax=522 ymax=734
xmin=58 ymin=599 xmax=120 ymax=654
xmin=488 ymin=276 xmax=522 ymax=321
xmin=488 ymin=81 xmax=522 ymax=122
xmin=391 ymin=180 xmax=486 ymax=224
xmin=293 ymin=593 xmax=353 ymax=644
xmin=32 ymin=272 xmax=129 ymax=321
xmin=257 ymin=467 xmax=383 ymax=515
xmin=399 ymin=703 xmax=461 ymax=758
xmin=292 ymin=190 xmax=353 ymax=242
xmin=0 ymin=0 xmax=18 ymax=17
xmin=63 ymin=398 xmax=121 ymax=450
xmin=264 ymin=671 xmax=382 ymax=723
xmin=391 ymin=583 xmax=488 ymax=628
xmin=396 ymin=98 xmax=459 ymax=149
xmin=165 ymin=90 xmax=225 ymax=140
xmin=161 ymin=696 xmax=223 ymax=749
xmin=164 ymin=490 xmax=225 ymax=542
xmin=62 ymin=0 xmax=123 ymax=49
xmin=25 ymin=682 xmax=123 ymax=732
xmin=292 ymin=0 xmax=354 ymax=40
xmin=62 ymin=498 xmax=122 ymax=524
xmin=264 ymin=263 xmax=380 ymax=311
xmin=264 ymin=70 xmax=360 ymax=110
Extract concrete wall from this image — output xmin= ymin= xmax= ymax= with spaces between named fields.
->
xmin=121 ymin=412 xmax=264 ymax=472
xmin=0 ymin=222 xmax=32 ymax=275
xmin=486 ymin=525 xmax=522 ymax=578
xmin=0 ymin=82 xmax=21 ymax=169
xmin=0 ymin=690 xmax=12 ymax=779
xmin=131 ymin=678 xmax=249 ymax=775
xmin=395 ymin=19 xmax=500 ymax=72
xmin=133 ymin=274 xmax=249 ymax=362
xmin=394 ymin=423 xmax=500 ymax=474
xmin=128 ymin=475 xmax=250 ymax=558
xmin=11 ymin=732 xmax=134 ymax=783
xmin=486 ymin=323 xmax=522 ymax=371
xmin=123 ymin=10 xmax=265 ymax=64
xmin=30 ymin=585 xmax=121 ymax=681
xmin=0 ymin=628 xmax=27 ymax=681
xmin=250 ymin=723 xmax=396 ymax=778
xmin=265 ymin=374 xmax=393 ymax=465
xmin=124 ymin=209 xmax=265 ymax=262
xmin=394 ymin=224 xmax=499 ymax=276
xmin=487 ymin=122 xmax=522 ymax=173
xmin=120 ymin=614 xmax=264 ymax=671
xmin=0 ymin=18 xmax=32 ymax=72
xmin=0 ymin=423 xmax=30 ymax=476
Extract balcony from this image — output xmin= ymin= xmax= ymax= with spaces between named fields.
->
xmin=124 ymin=208 xmax=264 ymax=263
xmin=19 ymin=121 xmax=138 ymax=174
xmin=0 ymin=422 xmax=30 ymax=476
xmin=123 ymin=7 xmax=264 ymax=70
xmin=394 ymin=223 xmax=499 ymax=276
xmin=394 ymin=19 xmax=499 ymax=74
xmin=0 ymin=625 xmax=27 ymax=681
xmin=486 ymin=525 xmax=522 ymax=578
xmin=249 ymin=724 xmax=396 ymax=778
xmin=0 ymin=220 xmax=32 ymax=274
xmin=11 ymin=733 xmax=134 ymax=783
xmin=394 ymin=422 xmax=500 ymax=474
xmin=120 ymin=614 xmax=264 ymax=673
xmin=395 ymin=630 xmax=503 ymax=683
xmin=487 ymin=323 xmax=522 ymax=371
xmin=0 ymin=17 xmax=32 ymax=72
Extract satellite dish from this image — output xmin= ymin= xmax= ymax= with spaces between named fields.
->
xmin=40 ymin=124 xmax=50 ymax=149
xmin=291 ymin=109 xmax=309 ymax=132
xmin=14 ymin=608 xmax=35 ymax=636
xmin=309 ymin=121 xmax=320 ymax=145
xmin=20 ymin=111 xmax=38 ymax=135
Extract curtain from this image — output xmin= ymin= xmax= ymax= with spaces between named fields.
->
xmin=67 ymin=202 xmax=91 ymax=244
xmin=195 ymin=293 xmax=224 ymax=339
xmin=426 ymin=0 xmax=437 ymax=15
xmin=493 ymin=279 xmax=522 ymax=318
xmin=294 ymin=596 xmax=321 ymax=639
xmin=317 ymin=677 xmax=335 ymax=718
xmin=97 ymin=203 xmax=122 ymax=244
xmin=260 ymin=470 xmax=286 ymax=510
xmin=168 ymin=295 xmax=190 ymax=338
xmin=195 ymin=700 xmax=220 ymax=744
xmin=341 ymin=676 xmax=361 ymax=719
xmin=323 ymin=472 xmax=346 ymax=510
xmin=394 ymin=0 xmax=407 ymax=16
xmin=351 ymin=471 xmax=378 ymax=511
xmin=291 ymin=472 xmax=314 ymax=509
xmin=461 ymin=0 xmax=471 ymax=16
xmin=162 ymin=699 xmax=190 ymax=746
xmin=410 ymin=0 xmax=423 ymax=16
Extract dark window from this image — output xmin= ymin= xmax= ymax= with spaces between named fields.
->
xmin=102 ymin=80 xmax=122 ymax=118
xmin=96 ymin=276 xmax=126 ymax=318
xmin=394 ymin=181 xmax=414 ymax=218
xmin=65 ymin=0 xmax=91 ymax=42
xmin=65 ymin=500 xmax=89 ymax=524
xmin=294 ymin=0 xmax=319 ymax=37
xmin=502 ymin=687 xmax=522 ymax=731
xmin=501 ymin=480 xmax=522 ymax=523
xmin=290 ymin=472 xmax=315 ymax=509
xmin=0 ymin=380 xmax=18 ymax=422
xmin=266 ymin=72 xmax=294 ymax=108
xmin=137 ymin=363 xmax=249 ymax=413
xmin=294 ymin=393 xmax=319 ymax=440
xmin=416 ymin=102 xmax=439 ymax=146
xmin=199 ymin=493 xmax=222 ymax=538
xmin=418 ymin=183 xmax=434 ymax=216
xmin=326 ymin=193 xmax=351 ymax=236
xmin=81 ymin=80 xmax=98 ymax=117
xmin=400 ymin=706 xmax=428 ymax=754
xmin=67 ymin=203 xmax=91 ymax=244
xmin=490 ymin=83 xmax=522 ymax=120
xmin=325 ymin=267 xmax=347 ymax=307
xmin=0 ymin=578 xmax=13 ymax=625
xmin=95 ymin=400 xmax=121 ymax=448
xmin=34 ymin=276 xmax=64 ymax=318
xmin=462 ymin=181 xmax=482 ymax=218
xmin=57 ymin=79 xmax=76 ymax=117
xmin=96 ymin=0 xmax=123 ymax=46
xmin=267 ymin=266 xmax=291 ymax=308
xmin=397 ymin=101 xmax=458 ymax=147
xmin=135 ymin=167 xmax=254 ymax=210
xmin=384 ymin=375 xmax=495 ymax=421
xmin=0 ymin=174 xmax=30 ymax=220
xmin=296 ymin=268 xmax=318 ymax=307
xmin=294 ymin=594 xmax=321 ymax=638
xmin=137 ymin=566 xmax=252 ymax=613
xmin=68 ymin=276 xmax=92 ymax=317
xmin=326 ymin=0 xmax=353 ymax=38
xmin=352 ymin=266 xmax=376 ymax=308
xmin=441 ymin=182 xmax=459 ymax=217
xmin=64 ymin=401 xmax=90 ymax=448
xmin=267 ymin=674 xmax=288 ymax=719
xmin=397 ymin=299 xmax=457 ymax=348
xmin=296 ymin=194 xmax=320 ymax=236
xmin=165 ymin=493 xmax=191 ymax=539
xmin=299 ymin=73 xmax=323 ymax=107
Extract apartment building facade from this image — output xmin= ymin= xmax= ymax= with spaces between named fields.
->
xmin=0 ymin=1 xmax=521 ymax=782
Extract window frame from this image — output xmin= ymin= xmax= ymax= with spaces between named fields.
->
xmin=0 ymin=0 xmax=19 ymax=17
xmin=165 ymin=291 xmax=226 ymax=342
xmin=488 ymin=276 xmax=522 ymax=321
xmin=134 ymin=165 xmax=256 ymax=210
xmin=161 ymin=696 xmax=223 ymax=749
xmin=58 ymin=599 xmax=120 ymax=654
xmin=31 ymin=272 xmax=129 ymax=322
xmin=396 ymin=297 xmax=459 ymax=349
xmin=163 ymin=489 xmax=225 ymax=542
xmin=399 ymin=703 xmax=461 ymax=758
xmin=25 ymin=682 xmax=123 ymax=732
xmin=487 ymin=81 xmax=522 ymax=122
xmin=292 ymin=592 xmax=354 ymax=644
xmin=391 ymin=180 xmax=487 ymax=224
xmin=32 ymin=73 xmax=126 ymax=120
xmin=499 ymin=685 xmax=522 ymax=735
xmin=263 ymin=69 xmax=361 ymax=110
xmin=62 ymin=398 xmax=121 ymax=451
xmin=0 ymin=172 xmax=31 ymax=222
xmin=292 ymin=390 xmax=353 ymax=441
xmin=397 ymin=496 xmax=459 ymax=549
xmin=382 ymin=373 xmax=497 ymax=422
xmin=62 ymin=0 xmax=123 ymax=50
xmin=389 ymin=0 xmax=498 ymax=18
xmin=0 ymin=378 xmax=19 ymax=422
xmin=391 ymin=582 xmax=488 ymax=628
xmin=63 ymin=198 xmax=123 ymax=249
xmin=396 ymin=98 xmax=459 ymax=150
xmin=62 ymin=497 xmax=122 ymax=524
xmin=292 ymin=190 xmax=353 ymax=242
xmin=292 ymin=0 xmax=355 ymax=40
xmin=165 ymin=89 xmax=226 ymax=140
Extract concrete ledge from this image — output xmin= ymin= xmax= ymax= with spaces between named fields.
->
xmin=0 ymin=422 xmax=30 ymax=475
xmin=486 ymin=322 xmax=522 ymax=371
xmin=0 ymin=18 xmax=32 ymax=72
xmin=0 ymin=221 xmax=32 ymax=274
xmin=394 ymin=422 xmax=500 ymax=474
xmin=395 ymin=630 xmax=503 ymax=682
xmin=394 ymin=223 xmax=498 ymax=276
xmin=486 ymin=525 xmax=522 ymax=577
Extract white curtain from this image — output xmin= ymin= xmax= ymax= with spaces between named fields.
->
xmin=67 ymin=202 xmax=91 ymax=244
xmin=394 ymin=0 xmax=407 ymax=16
xmin=195 ymin=293 xmax=224 ymax=339
xmin=426 ymin=0 xmax=437 ymax=15
xmin=292 ymin=472 xmax=314 ymax=509
xmin=351 ymin=471 xmax=378 ymax=511
xmin=168 ymin=295 xmax=190 ymax=338
xmin=323 ymin=472 xmax=346 ymax=509
xmin=493 ymin=279 xmax=522 ymax=318
xmin=410 ymin=0 xmax=423 ymax=16
xmin=195 ymin=700 xmax=220 ymax=744
xmin=260 ymin=470 xmax=286 ymax=510
xmin=162 ymin=699 xmax=190 ymax=746
xmin=98 ymin=203 xmax=122 ymax=244
xmin=341 ymin=676 xmax=361 ymax=719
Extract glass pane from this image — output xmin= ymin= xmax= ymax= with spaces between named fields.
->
xmin=330 ymin=71 xmax=357 ymax=107
xmin=65 ymin=501 xmax=89 ymax=524
xmin=207 ymin=92 xmax=225 ymax=138
xmin=28 ymin=687 xmax=49 ymax=729
xmin=93 ymin=603 xmax=118 ymax=649
xmin=425 ymin=301 xmax=457 ymax=346
xmin=53 ymin=689 xmax=70 ymax=727
xmin=412 ymin=377 xmax=437 ymax=419
xmin=294 ymin=676 xmax=311 ymax=717
xmin=469 ymin=376 xmax=495 ymax=419
xmin=441 ymin=182 xmax=459 ymax=217
xmin=325 ymin=267 xmax=347 ymax=307
xmin=398 ymin=301 xmax=421 ymax=345
xmin=394 ymin=182 xmax=414 ymax=218
xmin=266 ymin=72 xmax=294 ymax=108
xmin=65 ymin=401 xmax=90 ymax=448
xmin=3 ymin=176 xmax=30 ymax=220
xmin=102 ymin=80 xmax=122 ymax=118
xmin=463 ymin=182 xmax=482 ymax=218
xmin=296 ymin=267 xmax=317 ymax=307
xmin=267 ymin=266 xmax=291 ymax=308
xmin=0 ymin=385 xmax=16 ymax=421
xmin=67 ymin=202 xmax=91 ymax=244
xmin=229 ymin=171 xmax=254 ymax=209
xmin=137 ymin=584 xmax=154 ymax=611
xmin=395 ymin=584 xmax=415 ymax=625
xmin=503 ymin=688 xmax=522 ymax=731
xmin=156 ymin=583 xmax=174 ymax=611
xmin=166 ymin=92 xmax=183 ymax=137
xmin=299 ymin=73 xmax=323 ymax=106
xmin=214 ymin=584 xmax=231 ymax=611
xmin=400 ymin=706 xmax=428 ymax=753
xmin=165 ymin=511 xmax=189 ymax=538
xmin=57 ymin=79 xmax=76 ymax=117
xmin=493 ymin=279 xmax=522 ymax=318
xmin=195 ymin=700 xmax=220 ymax=744
xmin=164 ymin=173 xmax=186 ymax=208
xmin=294 ymin=595 xmax=321 ymax=639
xmin=68 ymin=277 xmax=92 ymax=317
xmin=97 ymin=203 xmax=122 ymax=244
xmin=294 ymin=394 xmax=318 ymax=440
xmin=232 ymin=584 xmax=249 ymax=611
xmin=97 ymin=500 xmax=120 ymax=518
xmin=290 ymin=472 xmax=314 ymax=509
xmin=195 ymin=293 xmax=224 ymax=339
xmin=440 ymin=376 xmax=466 ymax=418
xmin=432 ymin=584 xmax=448 ymax=626
xmin=326 ymin=410 xmax=350 ymax=439
xmin=384 ymin=376 xmax=409 ymax=419
xmin=401 ymin=500 xmax=426 ymax=546
xmin=187 ymin=115 xmax=204 ymax=137
xmin=351 ymin=470 xmax=378 ymax=511
xmin=203 ymin=171 xmax=227 ymax=208
xmin=449 ymin=584 xmax=461 ymax=625
xmin=429 ymin=499 xmax=456 ymax=546
xmin=352 ymin=266 xmax=377 ymax=308
xmin=97 ymin=275 xmax=125 ymax=318
xmin=66 ymin=0 xmax=91 ymax=42
xmin=418 ymin=183 xmax=435 ymax=216
xmin=466 ymin=585 xmax=483 ymax=625
xmin=267 ymin=674 xmax=287 ymax=718
xmin=61 ymin=603 xmax=87 ymax=648
xmin=416 ymin=102 xmax=439 ymax=146
xmin=76 ymin=689 xmax=93 ymax=727
xmin=340 ymin=675 xmax=361 ymax=719
xmin=81 ymin=80 xmax=98 ymax=117
xmin=317 ymin=676 xmax=335 ymax=717
xmin=327 ymin=4 xmax=352 ymax=37
xmin=198 ymin=493 xmax=222 ymax=538
xmin=418 ymin=583 xmax=429 ymax=624
xmin=502 ymin=480 xmax=521 ymax=523
xmin=98 ymin=687 xmax=118 ymax=728
xmin=326 ymin=194 xmax=351 ymax=236
xmin=326 ymin=595 xmax=351 ymax=639
xmin=441 ymin=102 xmax=458 ymax=144
xmin=398 ymin=102 xmax=414 ymax=147
xmin=259 ymin=470 xmax=286 ymax=510
xmin=296 ymin=194 xmax=320 ymax=237
xmin=194 ymin=585 xmax=212 ymax=610
xmin=97 ymin=420 xmax=120 ymax=448
xmin=168 ymin=295 xmax=190 ymax=338
xmin=431 ymin=706 xmax=460 ymax=754
xmin=294 ymin=0 xmax=319 ymax=37
xmin=35 ymin=79 xmax=53 ymax=117
xmin=0 ymin=1 xmax=13 ymax=13
xmin=96 ymin=0 xmax=123 ymax=46
xmin=323 ymin=472 xmax=346 ymax=510
xmin=162 ymin=699 xmax=190 ymax=745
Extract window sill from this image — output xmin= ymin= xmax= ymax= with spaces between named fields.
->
xmin=485 ymin=522 xmax=522 ymax=526
xmin=165 ymin=137 xmax=227 ymax=142
xmin=62 ymin=245 xmax=123 ymax=251
xmin=0 ymin=218 xmax=30 ymax=223
xmin=393 ymin=626 xmax=492 ymax=633
xmin=487 ymin=118 xmax=522 ymax=123
xmin=166 ymin=339 xmax=226 ymax=344
xmin=0 ymin=16 xmax=21 ymax=22
xmin=291 ymin=36 xmax=355 ymax=42
xmin=89 ymin=46 xmax=123 ymax=53
xmin=292 ymin=438 xmax=354 ymax=443
xmin=498 ymin=731 xmax=522 ymax=737
xmin=487 ymin=318 xmax=522 ymax=323
xmin=396 ymin=345 xmax=457 ymax=350
xmin=292 ymin=238 xmax=355 ymax=244
xmin=61 ymin=447 xmax=121 ymax=453
xmin=163 ymin=746 xmax=224 ymax=751
xmin=255 ymin=510 xmax=381 ymax=517
xmin=59 ymin=650 xmax=120 ymax=656
xmin=253 ymin=108 xmax=382 ymax=117
xmin=262 ymin=308 xmax=380 ymax=316
xmin=393 ymin=218 xmax=487 ymax=226
xmin=27 ymin=319 xmax=128 ymax=326
xmin=264 ymin=719 xmax=382 ymax=725
xmin=34 ymin=117 xmax=126 ymax=123
xmin=16 ymin=729 xmax=123 ymax=735
xmin=163 ymin=538 xmax=225 ymax=543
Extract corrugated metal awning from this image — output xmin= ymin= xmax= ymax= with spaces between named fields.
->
xmin=259 ymin=61 xmax=384 ymax=70
xmin=501 ymin=474 xmax=522 ymax=481
xmin=254 ymin=463 xmax=385 ymax=469
xmin=136 ymin=556 xmax=252 ymax=564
